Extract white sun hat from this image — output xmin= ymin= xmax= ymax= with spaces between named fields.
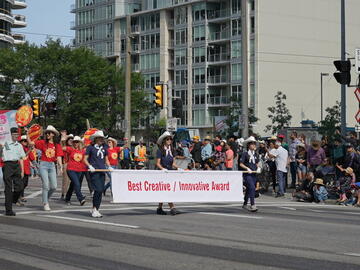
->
xmin=157 ymin=131 xmax=172 ymax=145
xmin=44 ymin=125 xmax=59 ymax=136
xmin=90 ymin=130 xmax=105 ymax=141
xmin=73 ymin=136 xmax=82 ymax=142
xmin=243 ymin=136 xmax=257 ymax=146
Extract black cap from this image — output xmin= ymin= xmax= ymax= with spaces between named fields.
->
xmin=10 ymin=127 xmax=18 ymax=134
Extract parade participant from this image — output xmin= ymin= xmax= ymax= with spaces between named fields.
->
xmin=30 ymin=125 xmax=64 ymax=211
xmin=83 ymin=130 xmax=111 ymax=218
xmin=63 ymin=136 xmax=87 ymax=206
xmin=269 ymin=141 xmax=289 ymax=198
xmin=155 ymin=131 xmax=180 ymax=216
xmin=104 ymin=137 xmax=121 ymax=195
xmin=18 ymin=135 xmax=35 ymax=205
xmin=0 ymin=127 xmax=25 ymax=216
xmin=60 ymin=133 xmax=73 ymax=200
xmin=134 ymin=139 xmax=147 ymax=164
xmin=120 ymin=142 xmax=133 ymax=169
xmin=239 ymin=136 xmax=261 ymax=212
xmin=190 ymin=136 xmax=202 ymax=168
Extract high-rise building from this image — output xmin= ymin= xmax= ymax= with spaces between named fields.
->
xmin=0 ymin=0 xmax=27 ymax=48
xmin=72 ymin=0 xmax=360 ymax=136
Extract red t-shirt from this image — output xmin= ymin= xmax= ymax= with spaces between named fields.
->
xmin=35 ymin=140 xmax=64 ymax=162
xmin=65 ymin=146 xmax=87 ymax=172
xmin=22 ymin=146 xmax=35 ymax=175
xmin=0 ymin=157 xmax=3 ymax=168
xmin=107 ymin=147 xmax=121 ymax=166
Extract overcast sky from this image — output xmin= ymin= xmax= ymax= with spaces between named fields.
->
xmin=20 ymin=0 xmax=74 ymax=45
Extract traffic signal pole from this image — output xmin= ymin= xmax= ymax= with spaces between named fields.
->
xmin=341 ymin=0 xmax=346 ymax=136
xmin=125 ymin=15 xmax=132 ymax=141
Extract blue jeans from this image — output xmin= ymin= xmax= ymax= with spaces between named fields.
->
xmin=39 ymin=161 xmax=57 ymax=204
xmin=90 ymin=172 xmax=105 ymax=210
xmin=314 ymin=192 xmax=328 ymax=202
xmin=277 ymin=170 xmax=286 ymax=196
xmin=244 ymin=174 xmax=257 ymax=205
xmin=66 ymin=170 xmax=85 ymax=202
xmin=290 ymin=162 xmax=297 ymax=186
xmin=104 ymin=165 xmax=117 ymax=192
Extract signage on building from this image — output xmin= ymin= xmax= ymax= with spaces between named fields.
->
xmin=166 ymin=118 xmax=177 ymax=132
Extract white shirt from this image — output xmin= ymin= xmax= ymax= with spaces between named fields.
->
xmin=270 ymin=146 xmax=288 ymax=173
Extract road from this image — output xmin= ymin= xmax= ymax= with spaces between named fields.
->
xmin=0 ymin=177 xmax=360 ymax=270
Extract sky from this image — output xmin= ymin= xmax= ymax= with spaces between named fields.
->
xmin=20 ymin=0 xmax=74 ymax=45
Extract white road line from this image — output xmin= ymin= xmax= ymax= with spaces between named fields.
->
xmin=198 ymin=212 xmax=263 ymax=219
xmin=343 ymin=253 xmax=360 ymax=257
xmin=39 ymin=215 xmax=140 ymax=229
xmin=26 ymin=190 xmax=42 ymax=199
xmin=309 ymin=209 xmax=328 ymax=213
xmin=278 ymin=207 xmax=296 ymax=211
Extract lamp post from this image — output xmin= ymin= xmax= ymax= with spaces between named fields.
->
xmin=320 ymin=73 xmax=329 ymax=122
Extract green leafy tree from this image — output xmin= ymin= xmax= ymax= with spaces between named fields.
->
xmin=318 ymin=101 xmax=341 ymax=143
xmin=264 ymin=91 xmax=292 ymax=134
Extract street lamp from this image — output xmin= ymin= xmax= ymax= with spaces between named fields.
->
xmin=320 ymin=73 xmax=329 ymax=121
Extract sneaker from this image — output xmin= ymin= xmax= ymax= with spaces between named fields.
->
xmin=5 ymin=211 xmax=16 ymax=216
xmin=65 ymin=201 xmax=71 ymax=206
xmin=91 ymin=209 xmax=102 ymax=218
xmin=275 ymin=193 xmax=284 ymax=198
xmin=249 ymin=205 xmax=258 ymax=212
xmin=170 ymin=208 xmax=180 ymax=216
xmin=60 ymin=195 xmax=65 ymax=201
xmin=156 ymin=208 xmax=167 ymax=215
xmin=80 ymin=199 xmax=86 ymax=206
xmin=43 ymin=204 xmax=51 ymax=211
xmin=242 ymin=204 xmax=249 ymax=210
xmin=20 ymin=197 xmax=27 ymax=203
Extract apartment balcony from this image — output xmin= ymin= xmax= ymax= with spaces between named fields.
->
xmin=168 ymin=40 xmax=174 ymax=49
xmin=207 ymin=9 xmax=230 ymax=22
xmin=192 ymin=118 xmax=213 ymax=128
xmin=0 ymin=29 xmax=14 ymax=44
xmin=13 ymin=33 xmax=25 ymax=44
xmin=208 ymin=30 xmax=230 ymax=43
xmin=12 ymin=14 xmax=26 ymax=28
xmin=207 ymin=96 xmax=230 ymax=106
xmin=207 ymin=53 xmax=230 ymax=65
xmin=131 ymin=25 xmax=140 ymax=35
xmin=207 ymin=75 xmax=230 ymax=85
xmin=131 ymin=43 xmax=140 ymax=54
xmin=12 ymin=0 xmax=27 ymax=9
xmin=168 ymin=59 xmax=174 ymax=69
xmin=70 ymin=4 xmax=76 ymax=13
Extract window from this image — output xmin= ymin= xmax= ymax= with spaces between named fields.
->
xmin=175 ymin=49 xmax=187 ymax=66
xmin=175 ymin=6 xmax=187 ymax=25
xmin=192 ymin=68 xmax=205 ymax=84
xmin=120 ymin=38 xmax=126 ymax=53
xmin=143 ymin=73 xmax=160 ymax=89
xmin=231 ymin=64 xmax=242 ymax=81
xmin=250 ymin=17 xmax=255 ymax=34
xmin=192 ymin=109 xmax=206 ymax=126
xmin=232 ymin=19 xmax=241 ymax=36
xmin=175 ymin=70 xmax=188 ymax=86
xmin=232 ymin=0 xmax=241 ymax=14
xmin=231 ymin=85 xmax=242 ymax=101
xmin=140 ymin=33 xmax=160 ymax=50
xmin=250 ymin=39 xmax=255 ymax=56
xmin=174 ymin=89 xmax=188 ymax=105
xmin=192 ymin=25 xmax=205 ymax=42
xmin=192 ymin=89 xmax=205 ymax=105
xmin=231 ymin=40 xmax=241 ymax=58
xmin=193 ymin=3 xmax=206 ymax=21
xmin=140 ymin=53 xmax=160 ymax=70
xmin=192 ymin=47 xmax=206 ymax=63
xmin=175 ymin=29 xmax=187 ymax=45
xmin=250 ymin=62 xmax=255 ymax=82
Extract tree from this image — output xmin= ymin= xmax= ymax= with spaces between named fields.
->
xmin=264 ymin=91 xmax=292 ymax=134
xmin=318 ymin=101 xmax=341 ymax=143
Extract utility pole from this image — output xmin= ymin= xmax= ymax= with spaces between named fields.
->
xmin=340 ymin=0 xmax=346 ymax=136
xmin=241 ymin=0 xmax=249 ymax=138
xmin=320 ymin=73 xmax=329 ymax=121
xmin=125 ymin=15 xmax=132 ymax=140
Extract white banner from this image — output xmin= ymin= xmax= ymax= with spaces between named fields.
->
xmin=112 ymin=170 xmax=244 ymax=203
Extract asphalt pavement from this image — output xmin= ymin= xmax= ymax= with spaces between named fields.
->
xmin=0 ymin=176 xmax=359 ymax=270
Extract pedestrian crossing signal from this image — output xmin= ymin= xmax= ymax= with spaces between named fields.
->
xmin=32 ymin=98 xmax=40 ymax=117
xmin=153 ymin=85 xmax=163 ymax=108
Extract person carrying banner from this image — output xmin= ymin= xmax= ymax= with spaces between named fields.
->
xmin=155 ymin=131 xmax=180 ymax=216
xmin=18 ymin=135 xmax=35 ymax=205
xmin=0 ymin=127 xmax=25 ymax=216
xmin=29 ymin=125 xmax=64 ymax=211
xmin=84 ymin=130 xmax=111 ymax=218
xmin=104 ymin=137 xmax=121 ymax=195
xmin=239 ymin=136 xmax=261 ymax=212
xmin=63 ymin=136 xmax=87 ymax=206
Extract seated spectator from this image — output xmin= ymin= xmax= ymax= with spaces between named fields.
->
xmin=336 ymin=167 xmax=355 ymax=203
xmin=292 ymin=172 xmax=315 ymax=202
xmin=314 ymin=157 xmax=335 ymax=181
xmin=313 ymin=178 xmax=328 ymax=204
xmin=352 ymin=182 xmax=360 ymax=207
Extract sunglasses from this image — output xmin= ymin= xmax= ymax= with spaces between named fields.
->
xmin=166 ymin=137 xmax=173 ymax=141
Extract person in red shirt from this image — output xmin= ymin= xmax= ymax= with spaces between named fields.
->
xmin=63 ymin=136 xmax=86 ymax=205
xmin=18 ymin=135 xmax=35 ymax=205
xmin=29 ymin=125 xmax=64 ymax=211
xmin=104 ymin=137 xmax=121 ymax=195
xmin=60 ymin=132 xmax=73 ymax=200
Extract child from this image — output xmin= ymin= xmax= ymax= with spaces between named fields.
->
xmin=313 ymin=178 xmax=328 ymax=204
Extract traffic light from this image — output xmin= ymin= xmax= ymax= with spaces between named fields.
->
xmin=172 ymin=98 xmax=183 ymax=118
xmin=32 ymin=98 xmax=40 ymax=117
xmin=153 ymin=84 xmax=163 ymax=108
xmin=333 ymin=60 xmax=351 ymax=85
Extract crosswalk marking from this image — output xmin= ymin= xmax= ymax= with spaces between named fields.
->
xmin=198 ymin=212 xmax=263 ymax=219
